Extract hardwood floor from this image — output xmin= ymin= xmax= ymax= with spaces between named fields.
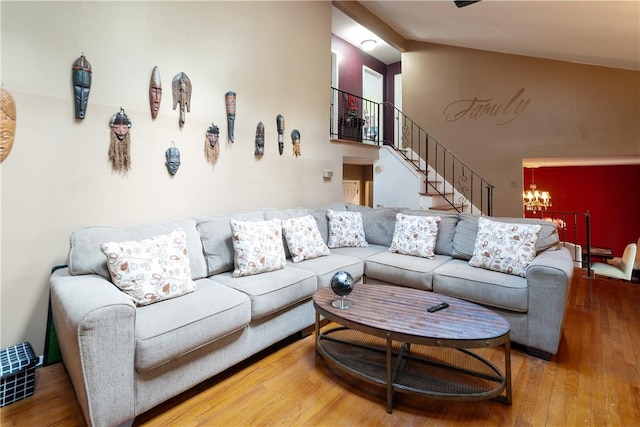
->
xmin=2 ymin=271 xmax=639 ymax=426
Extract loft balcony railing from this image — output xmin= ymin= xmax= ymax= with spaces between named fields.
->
xmin=330 ymin=87 xmax=494 ymax=215
xmin=530 ymin=210 xmax=592 ymax=277
xmin=330 ymin=87 xmax=382 ymax=145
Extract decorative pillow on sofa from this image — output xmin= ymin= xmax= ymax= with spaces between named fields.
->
xmin=326 ymin=209 xmax=368 ymax=248
xmin=100 ymin=228 xmax=197 ymax=306
xmin=399 ymin=208 xmax=458 ymax=256
xmin=469 ymin=217 xmax=542 ymax=277
xmin=453 ymin=213 xmax=558 ymax=260
xmin=230 ymin=218 xmax=286 ymax=277
xmin=281 ymin=215 xmax=330 ymax=263
xmin=389 ymin=213 xmax=440 ymax=259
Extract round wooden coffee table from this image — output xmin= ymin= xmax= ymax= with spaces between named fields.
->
xmin=313 ymin=284 xmax=512 ymax=413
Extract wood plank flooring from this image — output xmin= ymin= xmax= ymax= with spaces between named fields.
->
xmin=1 ymin=271 xmax=639 ymax=426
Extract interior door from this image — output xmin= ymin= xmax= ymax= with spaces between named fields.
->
xmin=363 ymin=66 xmax=383 ymax=143
xmin=342 ymin=180 xmax=360 ymax=205
xmin=331 ymin=51 xmax=339 ymax=137
xmin=365 ymin=180 xmax=374 ymax=207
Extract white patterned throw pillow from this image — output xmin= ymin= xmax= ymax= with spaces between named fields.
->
xmin=326 ymin=209 xmax=368 ymax=248
xmin=281 ymin=215 xmax=330 ymax=263
xmin=101 ymin=228 xmax=197 ymax=306
xmin=230 ymin=218 xmax=286 ymax=277
xmin=469 ymin=217 xmax=542 ymax=277
xmin=389 ymin=213 xmax=440 ymax=259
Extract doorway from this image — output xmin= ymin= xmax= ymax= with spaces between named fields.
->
xmin=343 ymin=163 xmax=374 ymax=207
xmin=331 ymin=50 xmax=339 ymax=137
xmin=363 ymin=66 xmax=383 ymax=143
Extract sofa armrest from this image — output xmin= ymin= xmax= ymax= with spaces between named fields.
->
xmin=50 ymin=267 xmax=136 ymax=427
xmin=524 ymin=248 xmax=574 ymax=355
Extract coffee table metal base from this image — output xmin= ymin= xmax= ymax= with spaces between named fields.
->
xmin=316 ymin=323 xmax=511 ymax=413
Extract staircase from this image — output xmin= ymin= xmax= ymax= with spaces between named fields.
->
xmin=330 ymin=88 xmax=494 ymax=215
xmin=377 ymin=145 xmax=476 ymax=212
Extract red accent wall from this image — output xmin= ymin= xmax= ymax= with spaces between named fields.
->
xmin=524 ymin=165 xmax=640 ymax=257
xmin=385 ymin=61 xmax=402 ymax=105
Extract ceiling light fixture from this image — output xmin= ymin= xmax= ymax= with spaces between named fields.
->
xmin=360 ymin=39 xmax=377 ymax=52
xmin=523 ymin=169 xmax=551 ymax=214
xmin=454 ymin=0 xmax=482 ymax=8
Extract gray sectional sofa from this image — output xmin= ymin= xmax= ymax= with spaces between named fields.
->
xmin=50 ymin=202 xmax=574 ymax=427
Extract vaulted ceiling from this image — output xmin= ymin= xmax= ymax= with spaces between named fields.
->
xmin=332 ymin=0 xmax=640 ymax=71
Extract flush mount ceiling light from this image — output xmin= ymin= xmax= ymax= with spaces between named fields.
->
xmin=360 ymin=39 xmax=377 ymax=52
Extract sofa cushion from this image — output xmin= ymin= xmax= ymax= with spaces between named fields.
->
xmin=452 ymin=214 xmax=559 ymax=261
xmin=326 ymin=209 xmax=368 ymax=248
xmin=329 ymin=244 xmax=388 ymax=260
xmin=263 ymin=207 xmax=311 ymax=259
xmin=197 ymin=210 xmax=265 ymax=276
xmin=69 ymin=217 xmax=207 ymax=281
xmin=212 ymin=266 xmax=317 ymax=320
xmin=389 ymin=213 xmax=440 ymax=259
xmin=364 ymin=252 xmax=452 ymax=291
xmin=346 ymin=204 xmax=399 ymax=246
xmin=262 ymin=207 xmax=310 ymax=221
xmin=134 ymin=278 xmax=251 ymax=371
xmin=230 ymin=218 xmax=286 ymax=277
xmin=309 ymin=202 xmax=348 ymax=244
xmin=433 ymin=259 xmax=528 ymax=312
xmin=101 ymin=228 xmax=197 ymax=306
xmin=281 ymin=215 xmax=330 ymax=263
xmin=451 ymin=214 xmax=479 ymax=260
xmin=399 ymin=209 xmax=459 ymax=256
xmin=289 ymin=253 xmax=363 ymax=289
xmin=469 ymin=217 xmax=541 ymax=277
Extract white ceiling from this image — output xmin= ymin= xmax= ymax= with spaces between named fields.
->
xmin=332 ymin=0 xmax=640 ymax=71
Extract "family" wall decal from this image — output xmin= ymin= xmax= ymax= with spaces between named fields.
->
xmin=442 ymin=87 xmax=531 ymax=125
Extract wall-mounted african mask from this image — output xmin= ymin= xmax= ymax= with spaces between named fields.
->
xmin=72 ymin=54 xmax=92 ymax=120
xmin=255 ymin=121 xmax=264 ymax=156
xmin=225 ymin=91 xmax=236 ymax=143
xmin=149 ymin=66 xmax=162 ymax=119
xmin=172 ymin=72 xmax=191 ymax=128
xmin=205 ymin=123 xmax=220 ymax=165
xmin=291 ymin=129 xmax=301 ymax=157
xmin=1 ymin=88 xmax=17 ymax=162
xmin=276 ymin=114 xmax=285 ymax=155
xmin=165 ymin=143 xmax=181 ymax=175
xmin=109 ymin=107 xmax=132 ymax=173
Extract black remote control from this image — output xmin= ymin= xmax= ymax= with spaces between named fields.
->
xmin=427 ymin=302 xmax=449 ymax=313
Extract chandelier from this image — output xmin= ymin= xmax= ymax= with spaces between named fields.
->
xmin=523 ymin=169 xmax=551 ymax=213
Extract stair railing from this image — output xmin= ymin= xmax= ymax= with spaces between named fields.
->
xmin=330 ymin=87 xmax=494 ymax=215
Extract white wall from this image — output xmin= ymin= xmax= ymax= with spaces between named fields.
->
xmin=0 ymin=1 xmax=378 ymax=354
xmin=374 ymin=146 xmax=422 ymax=209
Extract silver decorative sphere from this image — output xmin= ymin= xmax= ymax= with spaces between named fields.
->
xmin=330 ymin=270 xmax=354 ymax=300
